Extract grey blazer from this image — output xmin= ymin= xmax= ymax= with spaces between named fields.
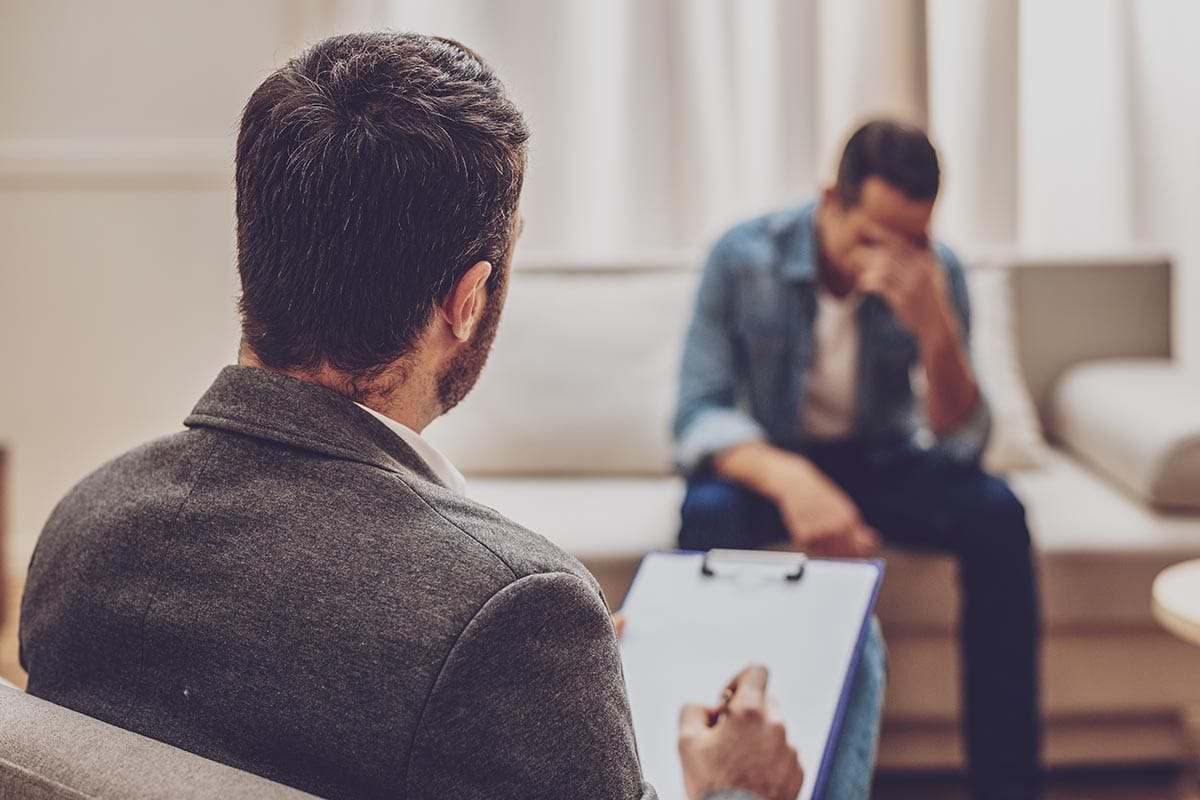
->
xmin=21 ymin=366 xmax=664 ymax=799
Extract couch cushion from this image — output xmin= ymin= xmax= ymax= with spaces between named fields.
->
xmin=470 ymin=450 xmax=1200 ymax=631
xmin=468 ymin=476 xmax=683 ymax=562
xmin=1053 ymin=359 xmax=1200 ymax=511
xmin=856 ymin=449 xmax=1200 ymax=632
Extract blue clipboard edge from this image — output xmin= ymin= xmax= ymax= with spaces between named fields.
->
xmin=616 ymin=549 xmax=886 ymax=800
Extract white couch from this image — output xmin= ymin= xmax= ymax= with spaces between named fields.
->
xmin=425 ymin=252 xmax=1200 ymax=772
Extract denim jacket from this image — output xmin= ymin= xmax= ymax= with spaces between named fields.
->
xmin=672 ymin=200 xmax=991 ymax=475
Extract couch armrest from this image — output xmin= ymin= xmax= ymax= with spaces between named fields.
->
xmin=1053 ymin=359 xmax=1200 ymax=511
xmin=0 ymin=686 xmax=319 ymax=799
xmin=1003 ymin=255 xmax=1171 ymax=432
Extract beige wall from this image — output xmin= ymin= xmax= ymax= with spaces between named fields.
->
xmin=0 ymin=1 xmax=384 ymax=566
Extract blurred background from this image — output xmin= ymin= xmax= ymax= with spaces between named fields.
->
xmin=4 ymin=2 xmax=1200 ymax=797
xmin=4 ymin=0 xmax=1200 ymax=570
xmin=4 ymin=0 xmax=1200 ymax=578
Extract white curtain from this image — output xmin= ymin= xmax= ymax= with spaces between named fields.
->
xmin=386 ymin=0 xmax=927 ymax=259
xmin=929 ymin=0 xmax=1200 ymax=366
xmin=382 ymin=0 xmax=1200 ymax=366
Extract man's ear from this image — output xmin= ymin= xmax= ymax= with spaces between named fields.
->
xmin=438 ymin=260 xmax=493 ymax=342
xmin=822 ymin=185 xmax=842 ymax=212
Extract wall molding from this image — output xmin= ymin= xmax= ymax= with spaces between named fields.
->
xmin=0 ymin=138 xmax=233 ymax=188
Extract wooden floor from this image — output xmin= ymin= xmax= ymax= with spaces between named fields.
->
xmin=0 ymin=570 xmax=1182 ymax=798
xmin=873 ymin=767 xmax=1180 ymax=799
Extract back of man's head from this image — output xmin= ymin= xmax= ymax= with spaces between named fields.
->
xmin=235 ymin=32 xmax=529 ymax=381
xmin=834 ymin=119 xmax=939 ymax=206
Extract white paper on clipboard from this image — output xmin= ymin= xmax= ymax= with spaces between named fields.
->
xmin=619 ymin=550 xmax=883 ymax=800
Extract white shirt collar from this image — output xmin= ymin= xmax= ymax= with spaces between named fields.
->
xmin=354 ymin=403 xmax=468 ymax=496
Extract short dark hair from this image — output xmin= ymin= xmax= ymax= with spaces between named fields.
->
xmin=834 ymin=120 xmax=939 ymax=207
xmin=235 ymin=32 xmax=530 ymax=376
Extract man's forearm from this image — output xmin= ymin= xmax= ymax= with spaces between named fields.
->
xmin=713 ymin=441 xmax=812 ymax=501
xmin=917 ymin=311 xmax=980 ymax=434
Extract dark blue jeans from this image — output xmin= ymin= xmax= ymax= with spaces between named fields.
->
xmin=680 ymin=441 xmax=1042 ymax=800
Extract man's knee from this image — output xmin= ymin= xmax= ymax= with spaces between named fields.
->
xmin=825 ymin=616 xmax=887 ymax=797
xmin=960 ymin=474 xmax=1033 ymax=561
xmin=679 ymin=478 xmax=753 ymax=550
xmin=860 ymin=616 xmax=888 ymax=694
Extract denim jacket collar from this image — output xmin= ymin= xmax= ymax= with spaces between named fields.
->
xmin=776 ymin=201 xmax=820 ymax=284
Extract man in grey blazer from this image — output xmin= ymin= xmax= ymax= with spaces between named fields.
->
xmin=20 ymin=32 xmax=880 ymax=799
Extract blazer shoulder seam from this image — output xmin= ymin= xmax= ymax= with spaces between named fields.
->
xmin=392 ymin=479 xmax=523 ymax=581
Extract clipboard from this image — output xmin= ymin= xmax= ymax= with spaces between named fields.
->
xmin=618 ymin=549 xmax=884 ymax=800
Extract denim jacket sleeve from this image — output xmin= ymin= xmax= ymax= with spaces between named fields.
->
xmin=672 ymin=236 xmax=767 ymax=475
xmin=931 ymin=245 xmax=992 ymax=465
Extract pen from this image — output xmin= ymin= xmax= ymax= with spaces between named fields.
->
xmin=712 ymin=687 xmax=735 ymax=724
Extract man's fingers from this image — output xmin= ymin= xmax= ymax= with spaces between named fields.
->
xmin=801 ymin=520 xmax=873 ymax=558
xmin=786 ymin=514 xmax=860 ymax=557
xmin=856 ymin=525 xmax=882 ymax=553
xmin=679 ymin=702 xmax=716 ymax=733
xmin=725 ymin=662 xmax=769 ymax=693
xmin=813 ymin=513 xmax=859 ymax=542
xmin=612 ymin=611 xmax=626 ymax=639
xmin=863 ymin=222 xmax=910 ymax=252
xmin=859 ymin=261 xmax=900 ymax=292
xmin=812 ymin=534 xmax=854 ymax=559
xmin=766 ymin=693 xmax=785 ymax=722
xmin=806 ymin=540 xmax=838 ymax=558
xmin=726 ymin=663 xmax=769 ymax=713
xmin=857 ymin=267 xmax=895 ymax=301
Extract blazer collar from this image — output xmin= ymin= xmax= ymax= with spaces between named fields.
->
xmin=184 ymin=365 xmax=447 ymax=487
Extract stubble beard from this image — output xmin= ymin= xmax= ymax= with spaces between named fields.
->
xmin=435 ymin=267 xmax=508 ymax=413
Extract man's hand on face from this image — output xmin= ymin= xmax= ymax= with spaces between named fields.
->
xmin=851 ymin=232 xmax=953 ymax=347
xmin=764 ymin=456 xmax=880 ymax=558
xmin=678 ymin=664 xmax=805 ymax=800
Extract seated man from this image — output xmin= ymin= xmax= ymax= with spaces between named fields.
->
xmin=673 ymin=120 xmax=1041 ymax=800
xmin=20 ymin=32 xmax=882 ymax=800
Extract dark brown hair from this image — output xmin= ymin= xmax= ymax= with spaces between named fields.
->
xmin=835 ymin=120 xmax=939 ymax=206
xmin=235 ymin=32 xmax=529 ymax=376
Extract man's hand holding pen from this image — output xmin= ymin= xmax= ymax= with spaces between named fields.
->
xmin=678 ymin=664 xmax=805 ymax=800
xmin=614 ymin=613 xmax=804 ymax=800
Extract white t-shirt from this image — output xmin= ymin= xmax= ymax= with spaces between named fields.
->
xmin=798 ymin=289 xmax=862 ymax=440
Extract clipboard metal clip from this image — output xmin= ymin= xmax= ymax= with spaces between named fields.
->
xmin=700 ymin=549 xmax=807 ymax=582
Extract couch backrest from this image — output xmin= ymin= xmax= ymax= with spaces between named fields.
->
xmin=426 ymin=264 xmax=697 ymax=476
xmin=0 ymin=685 xmax=317 ymax=799
xmin=426 ymin=252 xmax=1172 ymax=474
